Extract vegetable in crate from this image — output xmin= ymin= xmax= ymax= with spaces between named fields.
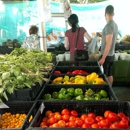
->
xmin=86 ymin=72 xmax=106 ymax=84
xmin=40 ymin=108 xmax=130 ymax=129
xmin=51 ymin=74 xmax=106 ymax=85
xmin=0 ymin=112 xmax=32 ymax=129
xmin=71 ymin=70 xmax=88 ymax=74
xmin=53 ymin=70 xmax=61 ymax=74
xmin=0 ymin=48 xmax=53 ymax=102
xmin=42 ymin=87 xmax=109 ymax=101
xmin=52 ymin=77 xmax=63 ymax=84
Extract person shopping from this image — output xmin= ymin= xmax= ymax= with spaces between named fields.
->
xmin=64 ymin=14 xmax=92 ymax=61
xmin=98 ymin=5 xmax=118 ymax=86
xmin=22 ymin=25 xmax=41 ymax=50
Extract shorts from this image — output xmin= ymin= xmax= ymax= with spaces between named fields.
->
xmin=100 ymin=55 xmax=115 ymax=77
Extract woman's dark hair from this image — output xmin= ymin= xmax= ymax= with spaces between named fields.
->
xmin=29 ymin=25 xmax=38 ymax=35
xmin=105 ymin=5 xmax=114 ymax=15
xmin=68 ymin=14 xmax=79 ymax=32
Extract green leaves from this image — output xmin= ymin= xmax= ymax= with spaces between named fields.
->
xmin=0 ymin=48 xmax=53 ymax=102
xmin=2 ymin=72 xmax=10 ymax=80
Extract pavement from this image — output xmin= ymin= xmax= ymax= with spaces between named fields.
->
xmin=112 ymin=86 xmax=130 ymax=101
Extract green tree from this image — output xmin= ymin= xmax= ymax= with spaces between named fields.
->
xmin=52 ymin=0 xmax=106 ymax=4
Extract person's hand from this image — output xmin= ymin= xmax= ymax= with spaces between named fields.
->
xmin=98 ymin=58 xmax=105 ymax=65
xmin=86 ymin=44 xmax=89 ymax=50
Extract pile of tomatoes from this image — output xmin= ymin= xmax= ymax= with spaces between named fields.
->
xmin=40 ymin=109 xmax=130 ymax=129
xmin=0 ymin=112 xmax=27 ymax=129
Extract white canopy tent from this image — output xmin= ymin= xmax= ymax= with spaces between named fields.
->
xmin=37 ymin=0 xmax=72 ymax=52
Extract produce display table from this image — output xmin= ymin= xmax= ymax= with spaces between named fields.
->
xmin=1 ymin=51 xmax=130 ymax=130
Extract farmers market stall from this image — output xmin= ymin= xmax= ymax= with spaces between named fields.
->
xmin=1 ymin=48 xmax=130 ymax=130
xmin=0 ymin=1 xmax=130 ymax=130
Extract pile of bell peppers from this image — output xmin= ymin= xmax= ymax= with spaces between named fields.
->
xmin=43 ymin=87 xmax=108 ymax=101
xmin=53 ymin=70 xmax=88 ymax=75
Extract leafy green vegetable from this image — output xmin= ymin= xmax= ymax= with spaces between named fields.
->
xmin=0 ymin=48 xmax=54 ymax=102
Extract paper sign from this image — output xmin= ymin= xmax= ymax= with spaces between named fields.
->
xmin=40 ymin=103 xmax=45 ymax=114
xmin=62 ymin=0 xmax=72 ymax=19
xmin=0 ymin=103 xmax=9 ymax=109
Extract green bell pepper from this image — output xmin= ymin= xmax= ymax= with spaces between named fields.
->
xmin=74 ymin=88 xmax=83 ymax=96
xmin=59 ymin=88 xmax=67 ymax=94
xmin=52 ymin=91 xmax=58 ymax=99
xmin=67 ymin=88 xmax=74 ymax=95
xmin=58 ymin=93 xmax=66 ymax=99
xmin=65 ymin=93 xmax=72 ymax=100
xmin=43 ymin=93 xmax=51 ymax=100
xmin=85 ymin=88 xmax=94 ymax=97
xmin=75 ymin=95 xmax=84 ymax=100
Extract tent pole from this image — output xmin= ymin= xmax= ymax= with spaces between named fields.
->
xmin=40 ymin=22 xmax=47 ymax=52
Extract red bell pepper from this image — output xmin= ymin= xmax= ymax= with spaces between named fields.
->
xmin=72 ymin=70 xmax=80 ymax=74
xmin=79 ymin=70 xmax=88 ymax=74
xmin=67 ymin=71 xmax=71 ymax=74
xmin=54 ymin=70 xmax=61 ymax=74
xmin=71 ymin=70 xmax=88 ymax=74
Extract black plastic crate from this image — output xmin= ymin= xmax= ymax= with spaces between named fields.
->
xmin=28 ymin=100 xmax=130 ymax=130
xmin=47 ymin=74 xmax=109 ymax=85
xmin=51 ymin=66 xmax=103 ymax=75
xmin=36 ymin=84 xmax=118 ymax=100
xmin=56 ymin=61 xmax=100 ymax=67
xmin=0 ymin=101 xmax=36 ymax=130
xmin=2 ymin=82 xmax=45 ymax=102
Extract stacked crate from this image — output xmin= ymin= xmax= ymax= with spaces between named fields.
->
xmin=26 ymin=61 xmax=130 ymax=130
xmin=1 ymin=61 xmax=130 ymax=130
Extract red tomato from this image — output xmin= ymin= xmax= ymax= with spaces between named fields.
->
xmin=54 ymin=113 xmax=62 ymax=121
xmin=48 ymin=113 xmax=54 ymax=119
xmin=118 ymin=119 xmax=129 ymax=128
xmin=122 ymin=116 xmax=129 ymax=122
xmin=54 ymin=112 xmax=60 ymax=115
xmin=75 ymin=118 xmax=83 ymax=127
xmin=70 ymin=110 xmax=78 ymax=117
xmin=81 ymin=123 xmax=90 ymax=128
xmin=40 ymin=125 xmax=48 ymax=128
xmin=80 ymin=114 xmax=88 ymax=121
xmin=87 ymin=112 xmax=96 ymax=118
xmin=47 ymin=117 xmax=57 ymax=125
xmin=107 ymin=112 xmax=118 ymax=122
xmin=91 ymin=123 xmax=100 ymax=128
xmin=51 ymin=123 xmax=59 ymax=128
xmin=95 ymin=116 xmax=104 ymax=122
xmin=61 ymin=109 xmax=70 ymax=115
xmin=98 ymin=119 xmax=110 ymax=128
xmin=42 ymin=117 xmax=48 ymax=122
xmin=69 ymin=115 xmax=76 ymax=122
xmin=68 ymin=121 xmax=77 ymax=128
xmin=62 ymin=114 xmax=70 ymax=122
xmin=110 ymin=122 xmax=120 ymax=129
xmin=104 ymin=110 xmax=111 ymax=118
xmin=45 ymin=110 xmax=52 ymax=117
xmin=58 ymin=120 xmax=66 ymax=128
xmin=84 ymin=117 xmax=95 ymax=125
xmin=40 ymin=122 xmax=48 ymax=127
xmin=117 ymin=112 xmax=125 ymax=119
xmin=66 ymin=122 xmax=69 ymax=127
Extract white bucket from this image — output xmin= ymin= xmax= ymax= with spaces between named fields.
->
xmin=119 ymin=53 xmax=127 ymax=60
xmin=114 ymin=53 xmax=119 ymax=61
xmin=58 ymin=54 xmax=65 ymax=61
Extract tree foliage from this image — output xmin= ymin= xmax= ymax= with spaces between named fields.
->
xmin=52 ymin=0 xmax=107 ymax=4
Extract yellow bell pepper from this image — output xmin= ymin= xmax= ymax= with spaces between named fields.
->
xmin=75 ymin=75 xmax=86 ymax=81
xmin=86 ymin=72 xmax=99 ymax=83
xmin=93 ymin=77 xmax=106 ymax=84
xmin=52 ymin=77 xmax=63 ymax=84
xmin=75 ymin=78 xmax=85 ymax=84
